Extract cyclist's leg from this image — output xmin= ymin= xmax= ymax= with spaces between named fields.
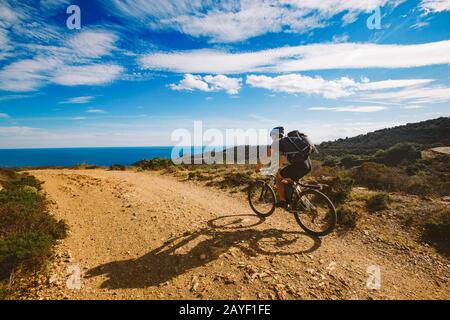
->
xmin=275 ymin=170 xmax=286 ymax=202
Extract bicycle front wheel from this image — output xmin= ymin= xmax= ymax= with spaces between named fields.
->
xmin=292 ymin=189 xmax=336 ymax=237
xmin=248 ymin=180 xmax=276 ymax=218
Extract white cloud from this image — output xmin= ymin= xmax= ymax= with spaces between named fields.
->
xmin=51 ymin=64 xmax=124 ymax=86
xmin=420 ymin=0 xmax=450 ymax=13
xmin=308 ymin=106 xmax=388 ymax=113
xmin=403 ymin=105 xmax=426 ymax=109
xmin=170 ymin=74 xmax=242 ymax=95
xmin=0 ymin=28 xmax=11 ymax=59
xmin=86 ymin=108 xmax=107 ymax=114
xmin=0 ymin=113 xmax=9 ymax=118
xmin=0 ymin=57 xmax=60 ymax=92
xmin=247 ymin=74 xmax=356 ymax=99
xmin=363 ymin=85 xmax=450 ymax=104
xmin=0 ymin=27 xmax=123 ymax=92
xmin=69 ymin=30 xmax=118 ymax=58
xmin=0 ymin=94 xmax=31 ymax=102
xmin=0 ymin=1 xmax=22 ymax=24
xmin=60 ymin=96 xmax=95 ymax=104
xmin=246 ymin=74 xmax=432 ymax=99
xmin=40 ymin=0 xmax=71 ymax=9
xmin=140 ymin=40 xmax=450 ymax=74
xmin=332 ymin=34 xmax=350 ymax=43
xmin=111 ymin=0 xmax=402 ymax=42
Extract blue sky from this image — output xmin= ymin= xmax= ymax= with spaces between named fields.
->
xmin=0 ymin=0 xmax=449 ymax=148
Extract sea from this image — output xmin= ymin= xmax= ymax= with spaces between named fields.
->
xmin=0 ymin=147 xmax=184 ymax=168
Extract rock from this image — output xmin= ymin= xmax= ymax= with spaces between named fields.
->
xmin=326 ymin=261 xmax=337 ymax=272
xmin=190 ymin=276 xmax=200 ymax=292
xmin=199 ymin=254 xmax=207 ymax=260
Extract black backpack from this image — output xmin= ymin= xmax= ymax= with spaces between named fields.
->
xmin=280 ymin=131 xmax=316 ymax=164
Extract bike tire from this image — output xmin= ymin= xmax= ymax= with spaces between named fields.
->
xmin=248 ymin=180 xmax=276 ymax=218
xmin=292 ymin=189 xmax=337 ymax=237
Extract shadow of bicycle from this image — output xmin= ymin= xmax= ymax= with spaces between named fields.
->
xmin=85 ymin=214 xmax=321 ymax=289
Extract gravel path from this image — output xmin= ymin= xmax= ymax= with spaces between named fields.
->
xmin=24 ymin=169 xmax=449 ymax=300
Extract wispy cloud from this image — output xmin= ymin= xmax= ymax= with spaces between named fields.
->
xmin=60 ymin=96 xmax=96 ymax=104
xmin=170 ymin=74 xmax=242 ymax=95
xmin=110 ymin=0 xmax=402 ymax=42
xmin=0 ymin=28 xmax=123 ymax=92
xmin=0 ymin=113 xmax=10 ymax=118
xmin=52 ymin=64 xmax=124 ymax=86
xmin=86 ymin=108 xmax=108 ymax=114
xmin=403 ymin=105 xmax=426 ymax=109
xmin=140 ymin=40 xmax=450 ymax=74
xmin=0 ymin=94 xmax=32 ymax=102
xmin=363 ymin=85 xmax=450 ymax=104
xmin=246 ymin=74 xmax=432 ymax=99
xmin=68 ymin=30 xmax=118 ymax=58
xmin=420 ymin=0 xmax=450 ymax=13
xmin=309 ymin=106 xmax=388 ymax=113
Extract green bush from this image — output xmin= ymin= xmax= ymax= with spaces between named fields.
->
xmin=133 ymin=158 xmax=175 ymax=170
xmin=74 ymin=163 xmax=99 ymax=170
xmin=0 ymin=232 xmax=53 ymax=280
xmin=0 ymin=170 xmax=42 ymax=191
xmin=217 ymin=171 xmax=255 ymax=189
xmin=0 ymin=171 xmax=67 ymax=295
xmin=0 ymin=189 xmax=67 ymax=239
xmin=0 ymin=284 xmax=8 ymax=300
xmin=320 ymin=174 xmax=354 ymax=205
xmin=322 ymin=157 xmax=338 ymax=167
xmin=350 ymin=162 xmax=409 ymax=191
xmin=340 ymin=155 xmax=357 ymax=169
xmin=109 ymin=164 xmax=126 ymax=171
xmin=422 ymin=207 xmax=450 ymax=253
xmin=377 ymin=143 xmax=421 ymax=166
xmin=337 ymin=206 xmax=359 ymax=229
xmin=366 ymin=193 xmax=390 ymax=212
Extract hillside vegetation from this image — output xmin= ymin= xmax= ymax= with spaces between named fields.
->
xmin=318 ymin=117 xmax=450 ymax=157
xmin=0 ymin=169 xmax=67 ymax=299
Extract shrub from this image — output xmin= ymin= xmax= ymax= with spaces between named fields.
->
xmin=322 ymin=157 xmax=338 ymax=167
xmin=366 ymin=193 xmax=390 ymax=212
xmin=422 ymin=207 xmax=450 ymax=253
xmin=0 ymin=189 xmax=67 ymax=239
xmin=340 ymin=155 xmax=357 ymax=169
xmin=75 ymin=163 xmax=99 ymax=170
xmin=0 ymin=171 xmax=67 ymax=295
xmin=377 ymin=143 xmax=421 ymax=166
xmin=109 ymin=164 xmax=126 ymax=171
xmin=0 ymin=232 xmax=53 ymax=280
xmin=350 ymin=162 xmax=409 ymax=191
xmin=0 ymin=285 xmax=8 ymax=300
xmin=133 ymin=158 xmax=175 ymax=170
xmin=217 ymin=171 xmax=255 ymax=189
xmin=337 ymin=206 xmax=360 ymax=230
xmin=320 ymin=174 xmax=354 ymax=205
xmin=0 ymin=170 xmax=42 ymax=191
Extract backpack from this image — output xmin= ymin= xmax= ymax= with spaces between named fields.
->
xmin=280 ymin=131 xmax=316 ymax=164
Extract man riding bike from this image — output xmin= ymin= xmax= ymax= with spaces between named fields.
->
xmin=257 ymin=126 xmax=317 ymax=209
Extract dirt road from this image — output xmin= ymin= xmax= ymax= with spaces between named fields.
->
xmin=26 ymin=169 xmax=449 ymax=300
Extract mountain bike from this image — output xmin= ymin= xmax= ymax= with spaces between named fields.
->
xmin=247 ymin=173 xmax=337 ymax=237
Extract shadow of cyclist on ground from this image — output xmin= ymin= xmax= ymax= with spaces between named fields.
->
xmin=85 ymin=214 xmax=321 ymax=289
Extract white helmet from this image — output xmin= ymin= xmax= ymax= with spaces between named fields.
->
xmin=270 ymin=126 xmax=284 ymax=138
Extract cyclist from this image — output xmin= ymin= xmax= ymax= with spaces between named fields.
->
xmin=257 ymin=126 xmax=316 ymax=209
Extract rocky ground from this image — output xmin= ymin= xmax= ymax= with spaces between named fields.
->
xmin=15 ymin=169 xmax=450 ymax=300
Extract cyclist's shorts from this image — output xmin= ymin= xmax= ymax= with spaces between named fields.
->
xmin=280 ymin=158 xmax=311 ymax=181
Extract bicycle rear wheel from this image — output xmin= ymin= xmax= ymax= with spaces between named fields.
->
xmin=292 ymin=189 xmax=336 ymax=237
xmin=248 ymin=180 xmax=276 ymax=218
